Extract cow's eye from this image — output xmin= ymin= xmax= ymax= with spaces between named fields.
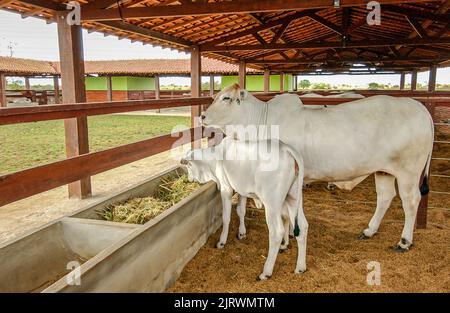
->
xmin=222 ymin=96 xmax=231 ymax=101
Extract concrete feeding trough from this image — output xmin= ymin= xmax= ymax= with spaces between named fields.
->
xmin=0 ymin=166 xmax=222 ymax=292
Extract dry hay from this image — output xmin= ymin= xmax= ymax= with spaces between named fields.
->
xmin=168 ymin=131 xmax=450 ymax=293
xmin=98 ymin=173 xmax=199 ymax=224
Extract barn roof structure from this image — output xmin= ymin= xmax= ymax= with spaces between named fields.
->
xmin=0 ymin=56 xmax=261 ymax=76
xmin=1 ymin=0 xmax=449 ymax=75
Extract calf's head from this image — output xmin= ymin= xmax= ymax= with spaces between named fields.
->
xmin=202 ymin=83 xmax=249 ymax=129
xmin=180 ymin=149 xmax=216 ymax=185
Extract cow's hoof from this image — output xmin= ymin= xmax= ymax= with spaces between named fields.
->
xmin=278 ymin=248 xmax=288 ymax=254
xmin=358 ymin=233 xmax=370 ymax=240
xmin=237 ymin=233 xmax=247 ymax=240
xmin=279 ymin=244 xmax=289 ymax=253
xmin=256 ymin=274 xmax=271 ymax=281
xmin=294 ymin=268 xmax=307 ymax=274
xmin=216 ymin=242 xmax=225 ymax=249
xmin=393 ymin=238 xmax=412 ymax=252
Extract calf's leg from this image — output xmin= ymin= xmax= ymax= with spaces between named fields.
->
xmin=236 ymin=195 xmax=247 ymax=240
xmin=258 ymin=206 xmax=284 ymax=281
xmin=280 ymin=211 xmax=290 ymax=251
xmin=217 ymin=189 xmax=233 ymax=249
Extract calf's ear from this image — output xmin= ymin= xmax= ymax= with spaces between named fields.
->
xmin=180 ymin=158 xmax=189 ymax=165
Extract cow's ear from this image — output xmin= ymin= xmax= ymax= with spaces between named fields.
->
xmin=239 ymin=90 xmax=248 ymax=99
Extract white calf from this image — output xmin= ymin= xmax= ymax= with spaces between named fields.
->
xmin=181 ymin=137 xmax=308 ymax=280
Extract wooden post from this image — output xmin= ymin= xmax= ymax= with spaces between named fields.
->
xmin=280 ymin=72 xmax=284 ymax=92
xmin=411 ymin=70 xmax=418 ymax=91
xmin=25 ymin=76 xmax=30 ymax=91
xmin=56 ymin=11 xmax=92 ymax=199
xmin=400 ymin=73 xmax=405 ymax=90
xmin=53 ymin=75 xmax=60 ymax=104
xmin=0 ymin=73 xmax=6 ymax=107
xmin=238 ymin=60 xmax=246 ymax=88
xmin=154 ymin=74 xmax=160 ymax=113
xmin=428 ymin=64 xmax=437 ymax=92
xmin=209 ymin=74 xmax=214 ymax=97
xmin=293 ymin=75 xmax=298 ymax=91
xmin=264 ymin=69 xmax=270 ymax=93
xmin=106 ymin=76 xmax=113 ymax=102
xmin=191 ymin=45 xmax=202 ymax=149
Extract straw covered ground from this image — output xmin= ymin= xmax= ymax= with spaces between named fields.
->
xmin=169 ymin=130 xmax=450 ymax=293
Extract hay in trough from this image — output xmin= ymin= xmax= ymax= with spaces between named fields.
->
xmin=99 ymin=173 xmax=199 ymax=224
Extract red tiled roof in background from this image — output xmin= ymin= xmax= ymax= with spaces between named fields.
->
xmin=0 ymin=56 xmax=57 ymax=75
xmin=1 ymin=56 xmax=260 ymax=76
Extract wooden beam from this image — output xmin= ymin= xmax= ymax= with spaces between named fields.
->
xmin=24 ymin=76 xmax=30 ymax=90
xmin=428 ymin=64 xmax=437 ymax=92
xmin=98 ymin=20 xmax=193 ymax=47
xmin=56 ymin=11 xmax=91 ymax=199
xmin=264 ymin=69 xmax=270 ymax=92
xmin=80 ymin=0 xmax=120 ymax=10
xmin=154 ymin=74 xmax=160 ymax=100
xmin=400 ymin=73 xmax=406 ymax=90
xmin=239 ymin=60 xmax=246 ymax=88
xmin=342 ymin=7 xmax=351 ymax=43
xmin=81 ymin=0 xmax=434 ymax=21
xmin=383 ymin=4 xmax=450 ymax=24
xmin=209 ymin=74 xmax=215 ymax=97
xmin=53 ymin=75 xmax=60 ymax=104
xmin=0 ymin=97 xmax=212 ymax=125
xmin=191 ymin=45 xmax=202 ymax=149
xmin=279 ymin=72 xmax=284 ymax=92
xmin=406 ymin=16 xmax=429 ymax=38
xmin=202 ymin=37 xmax=450 ymax=51
xmin=0 ymin=127 xmax=201 ymax=207
xmin=0 ymin=73 xmax=6 ymax=107
xmin=246 ymin=56 xmax=449 ymax=64
xmin=271 ymin=20 xmax=292 ymax=44
xmin=16 ymin=0 xmax=65 ymax=11
xmin=106 ymin=76 xmax=113 ymax=101
xmin=306 ymin=12 xmax=344 ymax=36
xmin=411 ymin=70 xmax=418 ymax=91
xmin=202 ymin=10 xmax=316 ymax=48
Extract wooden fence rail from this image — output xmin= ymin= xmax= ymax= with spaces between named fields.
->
xmin=0 ymin=127 xmax=201 ymax=207
xmin=0 ymin=94 xmax=449 ymax=209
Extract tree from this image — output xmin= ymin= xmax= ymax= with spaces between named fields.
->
xmin=298 ymin=79 xmax=311 ymax=89
xmin=311 ymin=82 xmax=331 ymax=90
xmin=6 ymin=79 xmax=24 ymax=90
xmin=368 ymin=82 xmax=380 ymax=90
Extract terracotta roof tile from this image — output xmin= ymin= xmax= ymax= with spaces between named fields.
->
xmin=0 ymin=56 xmax=57 ymax=75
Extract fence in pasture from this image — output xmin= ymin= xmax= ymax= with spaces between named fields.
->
xmin=0 ymin=92 xmax=449 ymax=229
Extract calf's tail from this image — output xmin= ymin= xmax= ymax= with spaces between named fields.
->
xmin=284 ymin=145 xmax=304 ymax=237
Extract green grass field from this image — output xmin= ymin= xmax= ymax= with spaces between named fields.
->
xmin=0 ymin=114 xmax=190 ymax=174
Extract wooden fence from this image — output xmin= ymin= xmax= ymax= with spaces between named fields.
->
xmin=0 ymin=93 xmax=449 ymax=229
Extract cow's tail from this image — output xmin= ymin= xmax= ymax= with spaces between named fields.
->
xmin=420 ymin=112 xmax=434 ymax=196
xmin=284 ymin=145 xmax=304 ymax=237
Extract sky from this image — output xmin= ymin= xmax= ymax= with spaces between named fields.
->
xmin=0 ymin=10 xmax=448 ymax=87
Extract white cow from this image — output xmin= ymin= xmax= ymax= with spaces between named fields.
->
xmin=181 ymin=137 xmax=308 ymax=280
xmin=202 ymin=84 xmax=434 ymax=251
xmin=301 ymin=91 xmax=366 ymax=99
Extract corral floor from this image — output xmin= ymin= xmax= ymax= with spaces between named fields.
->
xmin=169 ymin=131 xmax=450 ymax=293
